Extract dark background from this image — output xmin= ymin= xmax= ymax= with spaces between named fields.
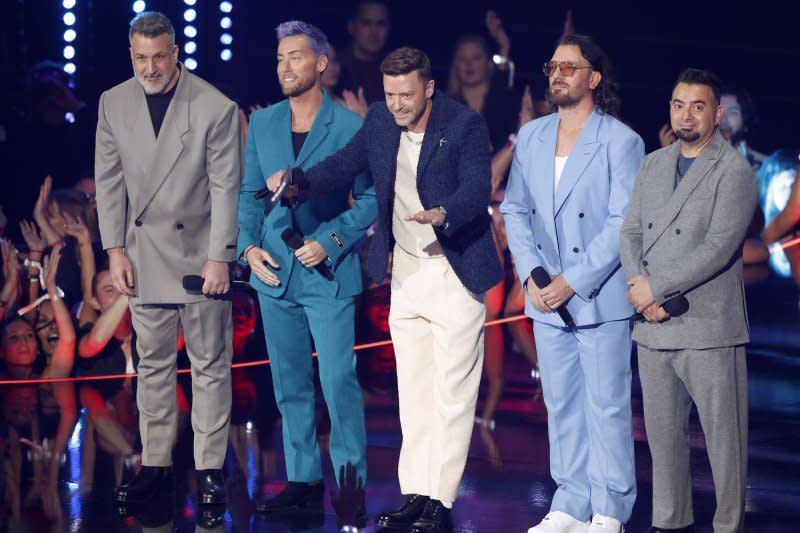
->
xmin=2 ymin=0 xmax=799 ymax=158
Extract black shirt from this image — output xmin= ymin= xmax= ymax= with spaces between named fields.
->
xmin=676 ymin=154 xmax=695 ymax=189
xmin=292 ymin=131 xmax=309 ymax=159
xmin=146 ymin=83 xmax=177 ymax=138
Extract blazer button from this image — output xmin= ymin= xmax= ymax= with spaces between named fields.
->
xmin=134 ymin=220 xmax=142 ymax=227
xmin=176 ymin=223 xmax=184 ymax=230
xmin=578 ymin=213 xmax=584 ymax=218
xmin=532 ymin=209 xmax=536 ymax=215
xmin=642 ymin=260 xmax=649 ymax=267
xmin=676 ymin=228 xmax=681 ymax=235
xmin=573 ymin=247 xmax=579 ymax=253
xmin=648 ymin=222 xmax=653 ymax=229
xmin=537 ymin=244 xmax=542 ymax=250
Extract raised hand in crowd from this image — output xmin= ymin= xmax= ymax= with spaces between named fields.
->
xmin=518 ymin=85 xmax=535 ymax=130
xmin=658 ymin=122 xmax=677 ymax=147
xmin=1 ymin=238 xmax=21 ymax=318
xmin=32 ymin=176 xmax=61 ymax=246
xmin=342 ymin=87 xmax=369 ymax=117
xmin=486 ymin=10 xmax=510 ymax=59
xmin=562 ymin=9 xmax=575 ymax=37
xmin=41 ymin=243 xmax=76 ymax=379
xmin=20 ymin=219 xmax=46 ymax=254
xmin=63 ymin=212 xmax=98 ymax=326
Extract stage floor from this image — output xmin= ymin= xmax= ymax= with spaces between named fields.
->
xmin=2 ymin=275 xmax=799 ymax=532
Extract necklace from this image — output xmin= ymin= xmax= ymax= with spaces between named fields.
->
xmin=403 ymin=129 xmax=423 ymax=146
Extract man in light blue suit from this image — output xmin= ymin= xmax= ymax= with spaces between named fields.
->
xmin=501 ymin=34 xmax=644 ymax=533
xmin=236 ymin=21 xmax=377 ymax=520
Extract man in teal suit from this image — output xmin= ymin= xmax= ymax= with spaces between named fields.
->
xmin=236 ymin=20 xmax=377 ymax=518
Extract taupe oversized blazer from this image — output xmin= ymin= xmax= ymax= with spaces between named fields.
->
xmin=95 ymin=65 xmax=241 ymax=303
xmin=620 ymin=131 xmax=758 ymax=350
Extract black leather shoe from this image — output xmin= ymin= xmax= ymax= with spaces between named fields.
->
xmin=409 ymin=499 xmax=453 ymax=533
xmin=197 ymin=469 xmax=226 ymax=505
xmin=116 ymin=466 xmax=174 ymax=505
xmin=645 ymin=527 xmax=695 ymax=533
xmin=196 ymin=502 xmax=226 ymax=530
xmin=376 ymin=494 xmax=430 ymax=529
xmin=255 ymin=480 xmax=324 ymax=515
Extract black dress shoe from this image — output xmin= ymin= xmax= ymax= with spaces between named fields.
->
xmin=116 ymin=466 xmax=174 ymax=505
xmin=197 ymin=469 xmax=226 ymax=505
xmin=255 ymin=480 xmax=324 ymax=515
xmin=409 ymin=499 xmax=453 ymax=533
xmin=645 ymin=526 xmax=695 ymax=533
xmin=196 ymin=502 xmax=226 ymax=530
xmin=376 ymin=494 xmax=430 ymax=529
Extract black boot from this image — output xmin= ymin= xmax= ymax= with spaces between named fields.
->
xmin=376 ymin=494 xmax=430 ymax=529
xmin=409 ymin=499 xmax=453 ymax=533
xmin=197 ymin=469 xmax=226 ymax=505
xmin=255 ymin=480 xmax=324 ymax=515
xmin=116 ymin=466 xmax=174 ymax=505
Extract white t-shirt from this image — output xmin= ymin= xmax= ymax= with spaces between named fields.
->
xmin=554 ymin=155 xmax=568 ymax=190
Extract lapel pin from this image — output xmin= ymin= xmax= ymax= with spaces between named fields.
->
xmin=439 ymin=137 xmax=447 ymax=147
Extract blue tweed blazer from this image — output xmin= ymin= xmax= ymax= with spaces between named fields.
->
xmin=296 ymin=91 xmax=503 ymax=294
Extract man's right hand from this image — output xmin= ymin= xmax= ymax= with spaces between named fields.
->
xmin=108 ymin=248 xmax=135 ymax=296
xmin=245 ymin=246 xmax=281 ymax=287
xmin=526 ymin=277 xmax=553 ymax=313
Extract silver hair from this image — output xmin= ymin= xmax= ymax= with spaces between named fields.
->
xmin=276 ymin=20 xmax=330 ymax=58
xmin=129 ymin=11 xmax=175 ymax=46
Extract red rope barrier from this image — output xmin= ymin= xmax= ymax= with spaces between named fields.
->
xmin=0 ymin=314 xmax=530 ymax=385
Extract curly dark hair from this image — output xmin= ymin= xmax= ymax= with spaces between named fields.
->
xmin=557 ymin=33 xmax=620 ymax=117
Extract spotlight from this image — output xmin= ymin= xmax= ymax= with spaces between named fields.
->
xmin=132 ymin=1 xmax=145 ymax=13
xmin=185 ymin=57 xmax=198 ymax=71
xmin=184 ymin=41 xmax=197 ymax=54
xmin=184 ymin=25 xmax=197 ymax=38
xmin=62 ymin=0 xmax=76 ymax=8
xmin=63 ymin=29 xmax=77 ymax=42
xmin=220 ymin=16 xmax=232 ymax=29
xmin=220 ymin=33 xmax=232 ymax=45
xmin=63 ymin=12 xmax=76 ymax=26
xmin=64 ymin=62 xmax=76 ymax=74
xmin=220 ymin=1 xmax=233 ymax=13
xmin=63 ymin=45 xmax=75 ymax=60
xmin=184 ymin=9 xmax=197 ymax=22
xmin=220 ymin=49 xmax=232 ymax=61
xmin=184 ymin=0 xmax=197 ymax=5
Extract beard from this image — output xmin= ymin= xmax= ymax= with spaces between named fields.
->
xmin=281 ymin=76 xmax=316 ymax=98
xmin=547 ymin=85 xmax=581 ymax=109
xmin=674 ymin=128 xmax=701 ymax=143
xmin=135 ymin=66 xmax=176 ymax=95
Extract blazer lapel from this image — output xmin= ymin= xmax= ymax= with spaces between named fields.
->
xmin=294 ymin=91 xmax=333 ymax=168
xmin=136 ymin=65 xmax=190 ymax=220
xmin=417 ymin=92 xmax=445 ymax=179
xmin=535 ymin=115 xmax=558 ymax=247
xmin=553 ymin=109 xmax=602 ymax=215
xmin=644 ymin=131 xmax=726 ymax=254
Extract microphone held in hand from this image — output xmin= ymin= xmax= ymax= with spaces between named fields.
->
xmin=631 ymin=294 xmax=690 ymax=321
xmin=280 ymin=228 xmax=335 ymax=281
xmin=530 ymin=266 xmax=576 ymax=330
xmin=181 ymin=275 xmax=247 ymax=295
xmin=254 ymin=165 xmax=294 ymax=215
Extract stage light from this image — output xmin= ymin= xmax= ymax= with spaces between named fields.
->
xmin=220 ymin=16 xmax=232 ymax=29
xmin=63 ymin=45 xmax=75 ymax=60
xmin=184 ymin=9 xmax=196 ymax=22
xmin=220 ymin=33 xmax=232 ymax=45
xmin=64 ymin=62 xmax=76 ymax=74
xmin=220 ymin=49 xmax=232 ymax=61
xmin=62 ymin=0 xmax=76 ymax=8
xmin=220 ymin=1 xmax=233 ymax=13
xmin=63 ymin=12 xmax=76 ymax=26
xmin=184 ymin=25 xmax=197 ymax=38
xmin=184 ymin=41 xmax=197 ymax=54
xmin=185 ymin=57 xmax=197 ymax=70
xmin=64 ymin=29 xmax=76 ymax=42
xmin=132 ymin=1 xmax=145 ymax=13
xmin=184 ymin=0 xmax=197 ymax=5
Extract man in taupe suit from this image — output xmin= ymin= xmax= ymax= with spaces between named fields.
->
xmin=95 ymin=12 xmax=241 ymax=507
xmin=620 ymin=68 xmax=757 ymax=533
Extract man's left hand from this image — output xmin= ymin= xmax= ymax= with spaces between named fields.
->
xmin=539 ymin=275 xmax=574 ymax=309
xmin=201 ymin=260 xmax=230 ymax=296
xmin=404 ymin=208 xmax=446 ymax=227
xmin=295 ymin=240 xmax=328 ymax=268
xmin=627 ymin=274 xmax=656 ymax=312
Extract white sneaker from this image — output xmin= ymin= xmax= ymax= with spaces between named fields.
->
xmin=527 ymin=510 xmax=589 ymax=533
xmin=587 ymin=514 xmax=623 ymax=533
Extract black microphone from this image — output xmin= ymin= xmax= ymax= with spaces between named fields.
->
xmin=182 ymin=275 xmax=248 ymax=294
xmin=631 ymin=294 xmax=690 ymax=321
xmin=530 ymin=266 xmax=576 ymax=330
xmin=280 ymin=228 xmax=335 ymax=281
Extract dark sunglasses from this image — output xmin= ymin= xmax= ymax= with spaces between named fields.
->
xmin=543 ymin=61 xmax=593 ymax=78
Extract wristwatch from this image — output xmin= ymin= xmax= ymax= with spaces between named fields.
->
xmin=434 ymin=205 xmax=449 ymax=230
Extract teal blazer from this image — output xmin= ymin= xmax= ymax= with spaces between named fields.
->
xmin=237 ymin=91 xmax=377 ymax=299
